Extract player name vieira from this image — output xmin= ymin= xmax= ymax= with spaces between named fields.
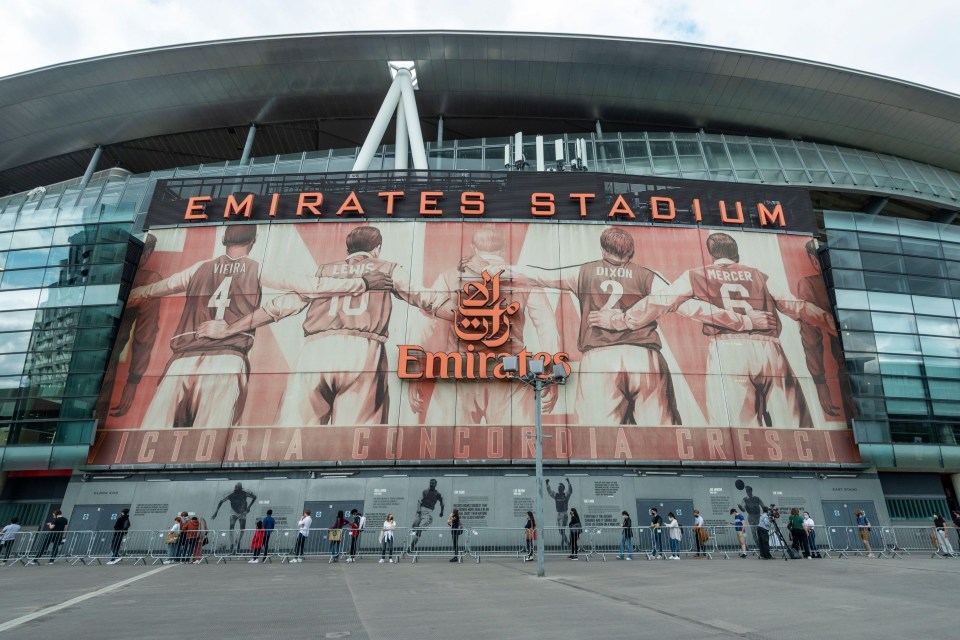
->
xmin=179 ymin=191 xmax=790 ymax=226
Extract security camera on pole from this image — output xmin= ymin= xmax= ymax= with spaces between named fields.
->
xmin=501 ymin=355 xmax=568 ymax=578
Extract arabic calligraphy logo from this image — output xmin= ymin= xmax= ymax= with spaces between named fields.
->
xmin=455 ymin=270 xmax=520 ymax=348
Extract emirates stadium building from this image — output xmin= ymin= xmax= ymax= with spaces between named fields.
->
xmin=1 ymin=32 xmax=960 ymax=543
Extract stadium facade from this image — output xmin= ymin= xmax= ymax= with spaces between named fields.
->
xmin=1 ymin=32 xmax=959 ymax=535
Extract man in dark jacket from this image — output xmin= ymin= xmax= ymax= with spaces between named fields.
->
xmin=108 ymin=508 xmax=131 ymax=564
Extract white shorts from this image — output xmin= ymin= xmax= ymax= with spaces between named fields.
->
xmin=575 ymin=346 xmax=680 ymax=426
xmin=142 ymin=354 xmax=248 ymax=429
xmin=707 ymin=337 xmax=810 ymax=428
xmin=278 ymin=334 xmax=389 ymax=426
xmin=425 ymin=381 xmax=534 ymax=425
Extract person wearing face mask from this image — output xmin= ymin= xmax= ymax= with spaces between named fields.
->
xmin=664 ymin=512 xmax=682 ymax=560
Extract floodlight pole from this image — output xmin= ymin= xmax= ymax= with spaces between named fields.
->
xmin=503 ymin=358 xmax=566 ymax=578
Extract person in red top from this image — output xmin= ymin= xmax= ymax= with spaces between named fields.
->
xmin=249 ymin=520 xmax=266 ymax=563
xmin=589 ymin=232 xmax=837 ymax=428
xmin=200 ymin=225 xmax=453 ymax=426
xmin=509 ymin=227 xmax=768 ymax=426
xmin=180 ymin=516 xmax=200 ymax=564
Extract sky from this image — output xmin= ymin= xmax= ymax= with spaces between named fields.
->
xmin=1 ymin=0 xmax=958 ymax=94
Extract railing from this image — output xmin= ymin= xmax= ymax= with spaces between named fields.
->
xmin=4 ymin=525 xmax=960 ymax=567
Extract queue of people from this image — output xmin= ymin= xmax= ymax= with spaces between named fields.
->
xmin=164 ymin=511 xmax=209 ymax=564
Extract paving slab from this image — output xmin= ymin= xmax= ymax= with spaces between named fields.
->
xmin=1 ymin=555 xmax=957 ymax=639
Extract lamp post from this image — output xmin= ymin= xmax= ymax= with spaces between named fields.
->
xmin=501 ymin=356 xmax=568 ymax=578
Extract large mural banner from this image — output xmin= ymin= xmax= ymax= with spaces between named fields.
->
xmin=91 ymin=216 xmax=857 ymax=466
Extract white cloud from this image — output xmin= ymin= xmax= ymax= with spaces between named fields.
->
xmin=1 ymin=0 xmax=958 ymax=94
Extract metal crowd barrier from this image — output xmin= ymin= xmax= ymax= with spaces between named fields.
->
xmin=1 ymin=531 xmax=35 ymax=565
xmin=9 ymin=524 xmax=960 ymax=567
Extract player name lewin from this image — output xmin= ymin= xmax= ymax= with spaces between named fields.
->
xmin=180 ymin=191 xmax=790 ymax=226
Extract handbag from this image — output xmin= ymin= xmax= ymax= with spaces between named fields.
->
xmin=328 ymin=528 xmax=343 ymax=542
xmin=164 ymin=532 xmax=178 ymax=545
xmin=696 ymin=528 xmax=709 ymax=543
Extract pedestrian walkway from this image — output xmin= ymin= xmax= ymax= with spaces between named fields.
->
xmin=2 ymin=554 xmax=959 ymax=638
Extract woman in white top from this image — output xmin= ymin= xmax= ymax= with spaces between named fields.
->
xmin=664 ymin=512 xmax=682 ymax=560
xmin=380 ymin=514 xmax=397 ymax=563
xmin=803 ymin=512 xmax=820 ymax=558
xmin=164 ymin=516 xmax=182 ymax=564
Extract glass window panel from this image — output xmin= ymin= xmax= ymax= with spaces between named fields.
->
xmin=649 ymin=141 xmax=675 ymax=157
xmin=9 ymin=228 xmax=53 ymax=250
xmin=921 ymin=336 xmax=960 ymax=358
xmin=858 ymin=233 xmax=901 ymax=253
xmin=38 ymin=287 xmax=84 ymax=308
xmin=82 ymin=284 xmax=121 ymax=306
xmin=941 ymin=242 xmax=960 ymax=262
xmin=835 ymin=289 xmax=870 ymax=310
xmin=823 ymin=211 xmax=857 ymax=231
xmin=924 ymin=357 xmax=960 ymax=379
xmin=1 ymin=268 xmax=48 ymax=290
xmin=878 ymin=354 xmax=923 ymax=377
xmin=945 ymin=261 xmax=960 ymax=279
xmin=898 ymin=219 xmax=942 ymax=241
xmin=825 ymin=230 xmax=859 ymax=249
xmin=651 ymin=157 xmax=680 ymax=175
xmin=861 ymin=252 xmax=904 ymax=273
xmin=907 ymin=276 xmax=949 ymax=297
xmin=0 ymin=331 xmax=31 ymax=353
xmin=885 ymin=399 xmax=928 ymax=415
xmin=871 ymin=312 xmax=917 ymax=334
xmin=931 ymin=402 xmax=960 ymax=417
xmin=841 ymin=331 xmax=877 ymax=352
xmin=836 ymin=309 xmax=872 ymax=331
xmin=875 ymin=332 xmax=921 ymax=354
xmin=831 ymin=269 xmax=865 ymax=289
xmin=916 ymin=316 xmax=960 ymax=338
xmin=904 ymin=256 xmax=945 ymax=277
xmin=912 ymin=295 xmax=954 ymax=317
xmin=863 ymin=271 xmax=908 ymax=293
xmin=702 ymin=143 xmax=731 ymax=170
xmin=90 ymin=243 xmax=126 ymax=264
xmin=78 ymin=305 xmax=121 ymax=328
xmin=454 ymin=147 xmax=483 ymax=171
xmin=0 ymin=352 xmax=27 ymax=376
xmin=0 ymin=289 xmax=42 ymax=311
xmin=751 ymin=144 xmax=780 ymax=169
xmin=0 ymin=309 xmax=37 ymax=332
xmin=900 ymin=237 xmax=943 ymax=258
xmin=827 ymin=249 xmax=862 ymax=269
xmin=6 ymin=248 xmax=50 ymax=270
xmin=882 ymin=376 xmax=926 ymax=398
xmin=675 ymin=141 xmax=700 ymax=156
xmin=929 ymin=379 xmax=960 ymax=400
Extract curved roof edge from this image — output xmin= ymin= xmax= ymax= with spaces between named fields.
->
xmin=2 ymin=31 xmax=960 ymax=189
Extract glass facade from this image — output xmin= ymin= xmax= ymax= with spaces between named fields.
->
xmin=0 ymin=176 xmax=142 ymax=467
xmin=825 ymin=211 xmax=960 ymax=467
xmin=6 ymin=131 xmax=955 ymax=220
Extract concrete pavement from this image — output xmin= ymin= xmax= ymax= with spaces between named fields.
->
xmin=0 ymin=554 xmax=956 ymax=639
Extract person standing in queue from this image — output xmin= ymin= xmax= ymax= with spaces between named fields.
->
xmin=568 ymin=508 xmax=582 ymax=560
xmin=757 ymin=508 xmax=773 ymax=559
xmin=108 ymin=508 xmax=131 ymax=564
xmin=291 ymin=510 xmax=312 ymax=563
xmin=665 ymin=512 xmax=681 ymax=559
xmin=619 ymin=511 xmax=634 ymax=560
xmin=262 ymin=509 xmax=275 ymax=559
xmin=448 ymin=509 xmax=462 ymax=562
xmin=524 ymin=511 xmax=537 ymax=561
xmin=249 ymin=520 xmax=266 ymax=563
xmin=380 ymin=514 xmax=396 ymax=564
xmin=328 ymin=511 xmax=348 ymax=564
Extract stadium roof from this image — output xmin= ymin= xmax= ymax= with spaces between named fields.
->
xmin=2 ymin=31 xmax=960 ymax=192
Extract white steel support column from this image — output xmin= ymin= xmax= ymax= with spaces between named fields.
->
xmin=396 ymin=69 xmax=428 ymax=170
xmin=240 ymin=123 xmax=257 ymax=165
xmin=395 ymin=100 xmax=409 ymax=170
xmin=353 ymin=78 xmax=403 ymax=172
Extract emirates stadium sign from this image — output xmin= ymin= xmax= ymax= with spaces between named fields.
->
xmin=89 ymin=171 xmax=861 ymax=468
